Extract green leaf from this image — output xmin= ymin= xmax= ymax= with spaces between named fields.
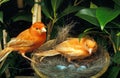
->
xmin=0 ymin=11 xmax=3 ymax=23
xmin=83 ymin=28 xmax=95 ymax=33
xmin=78 ymin=33 xmax=84 ymax=39
xmin=51 ymin=0 xmax=63 ymax=13
xmin=113 ymin=0 xmax=120 ymax=7
xmin=58 ymin=6 xmax=82 ymax=20
xmin=110 ymin=30 xmax=120 ymax=52
xmin=107 ymin=66 xmax=120 ymax=78
xmin=0 ymin=0 xmax=9 ymax=5
xmin=115 ymin=31 xmax=120 ymax=51
xmin=75 ymin=8 xmax=99 ymax=26
xmin=96 ymin=7 xmax=120 ymax=30
xmin=78 ymin=32 xmax=88 ymax=41
xmin=117 ymin=32 xmax=120 ymax=36
xmin=0 ymin=29 xmax=3 ymax=41
xmin=112 ymin=52 xmax=120 ymax=64
xmin=0 ymin=61 xmax=10 ymax=75
xmin=90 ymin=2 xmax=98 ymax=8
xmin=11 ymin=12 xmax=32 ymax=22
xmin=114 ymin=4 xmax=120 ymax=9
xmin=41 ymin=2 xmax=53 ymax=20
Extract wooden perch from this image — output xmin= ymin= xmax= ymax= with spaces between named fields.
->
xmin=32 ymin=0 xmax=41 ymax=24
xmin=17 ymin=0 xmax=24 ymax=9
xmin=0 ymin=30 xmax=11 ymax=78
xmin=3 ymin=30 xmax=7 ymax=48
xmin=17 ymin=0 xmax=24 ymax=12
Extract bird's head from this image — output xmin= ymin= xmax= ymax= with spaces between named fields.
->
xmin=30 ymin=22 xmax=46 ymax=36
xmin=84 ymin=38 xmax=98 ymax=54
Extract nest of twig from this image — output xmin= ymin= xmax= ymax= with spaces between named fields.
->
xmin=31 ymin=23 xmax=110 ymax=78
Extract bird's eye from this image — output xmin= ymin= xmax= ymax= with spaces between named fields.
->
xmin=85 ymin=43 xmax=89 ymax=47
xmin=36 ymin=28 xmax=39 ymax=30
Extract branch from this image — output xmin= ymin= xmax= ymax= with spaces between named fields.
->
xmin=32 ymin=0 xmax=41 ymax=24
xmin=2 ymin=29 xmax=10 ymax=78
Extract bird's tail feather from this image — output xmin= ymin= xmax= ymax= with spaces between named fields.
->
xmin=0 ymin=47 xmax=13 ymax=62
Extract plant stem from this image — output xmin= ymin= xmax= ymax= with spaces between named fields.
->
xmin=47 ymin=11 xmax=57 ymax=40
xmin=2 ymin=30 xmax=10 ymax=78
xmin=3 ymin=30 xmax=7 ymax=48
xmin=47 ymin=21 xmax=53 ymax=41
xmin=108 ymin=36 xmax=117 ymax=53
xmin=74 ymin=0 xmax=83 ymax=6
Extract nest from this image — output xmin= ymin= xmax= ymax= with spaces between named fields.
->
xmin=31 ymin=24 xmax=110 ymax=78
xmin=31 ymin=40 xmax=110 ymax=78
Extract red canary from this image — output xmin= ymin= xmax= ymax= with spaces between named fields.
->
xmin=0 ymin=22 xmax=46 ymax=63
xmin=35 ymin=36 xmax=98 ymax=62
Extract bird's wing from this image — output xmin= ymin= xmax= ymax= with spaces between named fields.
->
xmin=55 ymin=38 xmax=81 ymax=52
xmin=7 ymin=38 xmax=34 ymax=47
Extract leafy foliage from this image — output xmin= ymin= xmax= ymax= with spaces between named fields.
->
xmin=0 ymin=0 xmax=120 ymax=78
xmin=76 ymin=0 xmax=120 ymax=78
xmin=11 ymin=12 xmax=32 ymax=22
xmin=96 ymin=7 xmax=120 ymax=30
xmin=76 ymin=8 xmax=99 ymax=26
xmin=104 ymin=66 xmax=120 ymax=78
xmin=112 ymin=52 xmax=120 ymax=64
xmin=76 ymin=7 xmax=120 ymax=30
xmin=0 ymin=11 xmax=3 ymax=23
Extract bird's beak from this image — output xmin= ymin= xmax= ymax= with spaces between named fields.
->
xmin=41 ymin=27 xmax=46 ymax=32
xmin=88 ymin=48 xmax=92 ymax=54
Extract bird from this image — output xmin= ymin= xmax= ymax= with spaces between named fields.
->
xmin=0 ymin=22 xmax=46 ymax=63
xmin=55 ymin=37 xmax=98 ymax=62
xmin=35 ymin=36 xmax=98 ymax=63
